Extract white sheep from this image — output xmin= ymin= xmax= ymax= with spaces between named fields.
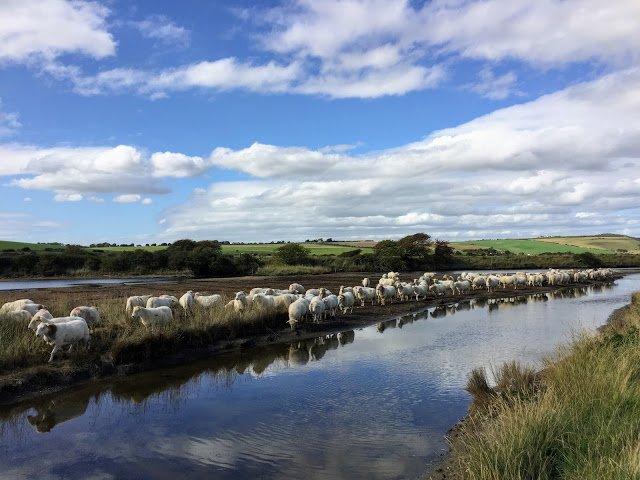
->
xmin=338 ymin=292 xmax=355 ymax=314
xmin=288 ymin=283 xmax=305 ymax=294
xmin=413 ymin=284 xmax=428 ymax=301
xmin=179 ymin=291 xmax=196 ymax=312
xmin=131 ymin=306 xmax=173 ymax=329
xmin=225 ymin=299 xmax=245 ymax=313
xmin=472 ymin=276 xmax=487 ymax=290
xmin=486 ymin=275 xmax=500 ymax=292
xmin=288 ymin=298 xmax=309 ymax=330
xmin=353 ymin=286 xmax=376 ymax=306
xmin=396 ymin=283 xmax=414 ymax=302
xmin=362 ymin=277 xmax=370 ymax=287
xmin=35 ymin=318 xmax=90 ymax=363
xmin=338 ymin=285 xmax=354 ymax=295
xmin=251 ymin=293 xmax=276 ymax=311
xmin=376 ymin=285 xmax=397 ymax=305
xmin=194 ymin=294 xmax=223 ymax=308
xmin=454 ymin=280 xmax=471 ymax=295
xmin=125 ymin=295 xmax=152 ymax=314
xmin=323 ymin=294 xmax=339 ymax=317
xmin=429 ymin=283 xmax=447 ymax=296
xmin=28 ymin=309 xmax=54 ymax=331
xmin=0 ymin=299 xmax=41 ymax=315
xmin=274 ymin=293 xmax=298 ymax=313
xmin=69 ymin=306 xmax=100 ymax=327
xmin=309 ymin=296 xmax=326 ymax=322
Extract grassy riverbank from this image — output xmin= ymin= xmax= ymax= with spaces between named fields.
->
xmin=439 ymin=292 xmax=640 ymax=479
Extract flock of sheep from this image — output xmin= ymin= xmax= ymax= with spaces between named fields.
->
xmin=0 ymin=267 xmax=615 ymax=364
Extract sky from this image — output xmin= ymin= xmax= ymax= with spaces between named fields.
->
xmin=1 ymin=0 xmax=639 ymax=244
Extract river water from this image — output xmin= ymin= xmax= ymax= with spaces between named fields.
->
xmin=1 ymin=275 xmax=638 ymax=480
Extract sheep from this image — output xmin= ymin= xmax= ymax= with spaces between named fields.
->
xmin=35 ymin=318 xmax=90 ymax=363
xmin=499 ymin=275 xmax=516 ymax=290
xmin=338 ymin=285 xmax=354 ymax=295
xmin=288 ymin=298 xmax=309 ymax=330
xmin=378 ymin=277 xmax=396 ymax=286
xmin=437 ymin=280 xmax=455 ymax=294
xmin=147 ymin=296 xmax=177 ymax=308
xmin=131 ymin=306 xmax=173 ymax=329
xmin=396 ymin=283 xmax=414 ymax=302
xmin=179 ymin=291 xmax=196 ymax=312
xmin=514 ymin=275 xmax=527 ymax=289
xmin=338 ymin=292 xmax=355 ymax=314
xmin=454 ymin=280 xmax=471 ymax=295
xmin=251 ymin=293 xmax=276 ymax=311
xmin=429 ymin=283 xmax=447 ymax=296
xmin=225 ymin=299 xmax=245 ymax=313
xmin=353 ymin=286 xmax=376 ymax=306
xmin=305 ymin=288 xmax=321 ymax=297
xmin=309 ymin=296 xmax=326 ymax=322
xmin=194 ymin=294 xmax=223 ymax=308
xmin=288 ymin=283 xmax=305 ymax=294
xmin=0 ymin=299 xmax=41 ymax=315
xmin=125 ymin=295 xmax=152 ymax=315
xmin=486 ymin=275 xmax=500 ymax=292
xmin=274 ymin=294 xmax=298 ymax=313
xmin=362 ymin=277 xmax=370 ymax=287
xmin=28 ymin=309 xmax=54 ymax=331
xmin=472 ymin=276 xmax=487 ymax=290
xmin=249 ymin=287 xmax=269 ymax=296
xmin=69 ymin=306 xmax=100 ymax=327
xmin=376 ymin=284 xmax=397 ymax=305
xmin=323 ymin=295 xmax=339 ymax=317
xmin=413 ymin=284 xmax=428 ymax=301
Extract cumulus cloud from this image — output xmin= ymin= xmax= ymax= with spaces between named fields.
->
xmin=158 ymin=69 xmax=640 ymax=241
xmin=114 ymin=194 xmax=142 ymax=203
xmin=0 ymin=100 xmax=21 ymax=136
xmin=469 ymin=69 xmax=519 ymax=100
xmin=129 ymin=14 xmax=190 ymax=46
xmin=54 ymin=193 xmax=83 ymax=202
xmin=0 ymin=0 xmax=115 ymax=64
xmin=3 ymin=144 xmax=169 ymax=198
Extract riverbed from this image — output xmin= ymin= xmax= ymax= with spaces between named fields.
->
xmin=1 ymin=275 xmax=637 ymax=480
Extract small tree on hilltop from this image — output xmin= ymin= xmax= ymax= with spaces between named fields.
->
xmin=275 ymin=243 xmax=311 ymax=265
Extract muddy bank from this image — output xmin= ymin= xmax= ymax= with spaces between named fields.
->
xmin=0 ymin=273 xmax=620 ymax=408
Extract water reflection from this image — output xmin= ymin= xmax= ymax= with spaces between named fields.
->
xmin=0 ymin=278 xmax=634 ymax=480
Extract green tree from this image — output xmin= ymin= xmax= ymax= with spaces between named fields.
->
xmin=275 ymin=243 xmax=311 ymax=265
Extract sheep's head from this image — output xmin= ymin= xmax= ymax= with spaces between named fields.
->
xmin=35 ymin=322 xmax=56 ymax=340
xmin=131 ymin=306 xmax=142 ymax=320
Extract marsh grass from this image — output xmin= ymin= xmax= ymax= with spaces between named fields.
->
xmin=456 ymin=295 xmax=640 ymax=479
xmin=0 ymin=295 xmax=288 ymax=374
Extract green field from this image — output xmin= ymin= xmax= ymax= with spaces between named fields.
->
xmin=451 ymin=235 xmax=640 ymax=254
xmin=91 ymin=245 xmax=168 ymax=252
xmin=0 ymin=240 xmax=65 ymax=251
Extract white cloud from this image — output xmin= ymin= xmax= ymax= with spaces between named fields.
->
xmin=0 ymin=212 xmax=62 ymax=240
xmin=114 ymin=194 xmax=141 ymax=203
xmin=0 ymin=0 xmax=115 ymax=64
xmin=129 ymin=14 xmax=190 ymax=46
xmin=54 ymin=192 xmax=82 ymax=202
xmin=158 ymin=69 xmax=640 ymax=241
xmin=3 ymin=144 xmax=169 ymax=197
xmin=142 ymin=198 xmax=153 ymax=205
xmin=0 ymin=99 xmax=21 ymax=136
xmin=469 ymin=69 xmax=519 ymax=100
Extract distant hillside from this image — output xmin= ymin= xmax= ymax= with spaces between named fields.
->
xmin=451 ymin=235 xmax=640 ymax=254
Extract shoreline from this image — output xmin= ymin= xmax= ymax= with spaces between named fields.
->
xmin=0 ymin=277 xmax=619 ymax=408
xmin=425 ymin=278 xmax=633 ymax=480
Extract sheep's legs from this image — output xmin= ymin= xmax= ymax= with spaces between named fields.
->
xmin=48 ymin=345 xmax=61 ymax=363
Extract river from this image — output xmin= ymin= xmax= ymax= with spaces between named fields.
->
xmin=1 ymin=274 xmax=638 ymax=480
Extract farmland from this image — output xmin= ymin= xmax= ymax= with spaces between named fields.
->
xmin=451 ymin=235 xmax=640 ymax=254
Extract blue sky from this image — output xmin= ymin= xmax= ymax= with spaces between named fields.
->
xmin=1 ymin=0 xmax=639 ymax=244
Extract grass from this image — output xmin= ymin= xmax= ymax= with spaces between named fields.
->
xmin=453 ymin=292 xmax=640 ymax=479
xmin=0 ymin=293 xmax=288 ymax=375
xmin=452 ymin=234 xmax=640 ymax=254
xmin=0 ymin=241 xmax=65 ymax=252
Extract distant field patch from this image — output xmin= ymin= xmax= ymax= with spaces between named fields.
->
xmin=221 ymin=243 xmax=372 ymax=255
xmin=91 ymin=245 xmax=168 ymax=252
xmin=0 ymin=240 xmax=65 ymax=251
xmin=451 ymin=239 xmax=598 ymax=254
xmin=538 ymin=236 xmax=640 ymax=253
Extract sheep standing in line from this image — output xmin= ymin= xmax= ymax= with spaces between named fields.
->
xmin=35 ymin=318 xmax=90 ymax=363
xmin=288 ymin=298 xmax=309 ymax=330
xmin=131 ymin=306 xmax=173 ymax=329
xmin=288 ymin=283 xmax=305 ymax=294
xmin=1 ymin=299 xmax=42 ymax=315
xmin=353 ymin=286 xmax=376 ymax=306
xmin=362 ymin=278 xmax=370 ymax=287
xmin=338 ymin=292 xmax=355 ymax=314
xmin=309 ymin=297 xmax=326 ymax=322
xmin=125 ymin=295 xmax=152 ymax=315
xmin=323 ymin=294 xmax=339 ymax=317
xmin=28 ymin=309 xmax=54 ymax=331
xmin=179 ymin=291 xmax=196 ymax=313
xmin=69 ymin=306 xmax=100 ymax=327
xmin=194 ymin=294 xmax=222 ymax=308
xmin=376 ymin=285 xmax=397 ymax=305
